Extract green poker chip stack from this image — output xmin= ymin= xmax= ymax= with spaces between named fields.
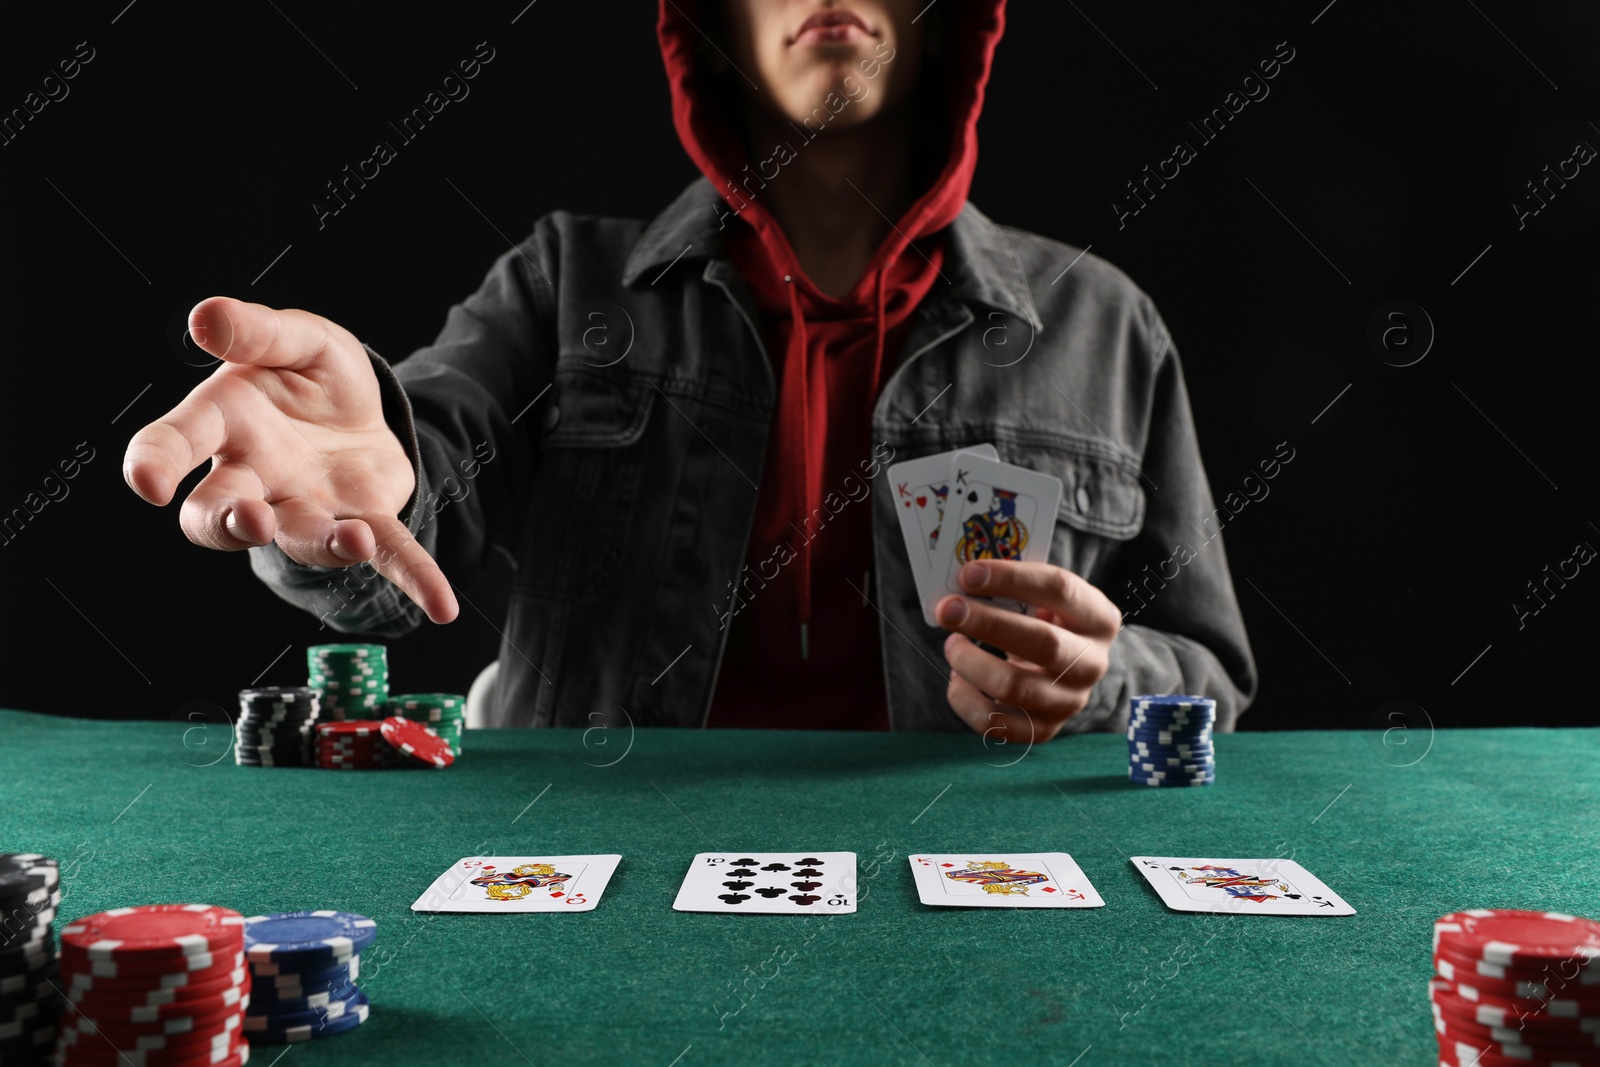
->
xmin=384 ymin=693 xmax=465 ymax=757
xmin=307 ymin=644 xmax=389 ymax=722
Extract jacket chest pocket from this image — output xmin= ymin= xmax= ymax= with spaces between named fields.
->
xmin=996 ymin=432 xmax=1145 ymax=578
xmin=516 ymin=366 xmax=656 ymax=600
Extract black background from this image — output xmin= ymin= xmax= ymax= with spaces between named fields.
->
xmin=0 ymin=2 xmax=1594 ymax=730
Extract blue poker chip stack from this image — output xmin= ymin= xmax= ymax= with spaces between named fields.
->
xmin=1127 ymin=694 xmax=1216 ymax=787
xmin=242 ymin=911 xmax=375 ymax=1044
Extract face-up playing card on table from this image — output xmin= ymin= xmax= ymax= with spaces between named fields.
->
xmin=410 ymin=855 xmax=622 ymax=913
xmin=909 ymin=852 xmax=1105 ymax=908
xmin=929 ymin=454 xmax=1063 ymax=619
xmin=1130 ymin=856 xmax=1355 ymax=915
xmin=672 ymin=852 xmax=857 ymax=914
xmin=887 ymin=445 xmax=998 ymax=625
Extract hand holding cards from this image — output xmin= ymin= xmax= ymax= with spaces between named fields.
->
xmin=888 ymin=447 xmax=1062 ymax=625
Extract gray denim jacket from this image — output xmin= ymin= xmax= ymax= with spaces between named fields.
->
xmin=250 ymin=178 xmax=1258 ymax=734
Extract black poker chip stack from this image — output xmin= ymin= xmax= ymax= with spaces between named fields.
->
xmin=0 ymin=854 xmax=63 ymax=1064
xmin=235 ymin=686 xmax=323 ymax=767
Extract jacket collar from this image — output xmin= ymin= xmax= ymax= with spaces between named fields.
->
xmin=621 ymin=179 xmax=1041 ymax=331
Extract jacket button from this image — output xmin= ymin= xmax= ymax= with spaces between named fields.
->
xmin=1075 ymin=485 xmax=1091 ymax=513
xmin=541 ymin=404 xmax=561 ymax=432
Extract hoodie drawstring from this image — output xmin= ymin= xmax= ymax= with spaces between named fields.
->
xmin=782 ymin=264 xmax=893 ymax=661
xmin=782 ymin=274 xmax=812 ymax=660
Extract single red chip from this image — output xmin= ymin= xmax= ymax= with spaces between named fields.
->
xmin=380 ymin=715 xmax=454 ymax=768
xmin=61 ymin=905 xmax=245 ymax=962
xmin=1437 ymin=910 xmax=1600 ymax=969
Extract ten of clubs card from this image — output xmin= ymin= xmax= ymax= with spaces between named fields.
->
xmin=1131 ymin=856 xmax=1355 ymax=915
xmin=673 ymin=852 xmax=857 ymax=914
xmin=909 ymin=853 xmax=1105 ymax=909
xmin=411 ymin=855 xmax=622 ymax=913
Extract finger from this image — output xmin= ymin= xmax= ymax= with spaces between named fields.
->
xmin=271 ymin=497 xmax=374 ymax=569
xmin=945 ymin=671 xmax=1064 ymax=744
xmin=188 ymin=296 xmax=350 ymax=371
xmin=123 ymin=386 xmax=232 ymax=506
xmin=936 ymin=595 xmax=1103 ymax=682
xmin=362 ymin=513 xmax=460 ymax=625
xmin=178 ymin=462 xmax=273 ymax=551
xmin=958 ymin=561 xmax=1121 ymax=638
xmin=944 ymin=632 xmax=1082 ymax=715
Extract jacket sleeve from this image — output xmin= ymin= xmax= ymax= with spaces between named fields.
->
xmin=247 ymin=234 xmax=555 ymax=634
xmin=1077 ymin=309 xmax=1259 ymax=732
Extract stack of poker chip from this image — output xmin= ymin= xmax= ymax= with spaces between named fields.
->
xmin=243 ymin=912 xmax=373 ymax=1045
xmin=384 ymin=694 xmax=465 ymax=757
xmin=234 ymin=687 xmax=321 ymax=767
xmin=1431 ymin=909 xmax=1600 ymax=1066
xmin=57 ymin=904 xmax=249 ymax=1067
xmin=314 ymin=720 xmax=404 ymax=770
xmin=0 ymin=854 xmax=62 ymax=1065
xmin=306 ymin=644 xmax=388 ymax=722
xmin=1126 ymin=693 xmax=1216 ymax=787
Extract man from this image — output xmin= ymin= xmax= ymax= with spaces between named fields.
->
xmin=122 ymin=0 xmax=1256 ymax=739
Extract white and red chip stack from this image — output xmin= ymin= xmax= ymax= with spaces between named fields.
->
xmin=1431 ymin=909 xmax=1600 ymax=1066
xmin=58 ymin=905 xmax=250 ymax=1067
xmin=313 ymin=717 xmax=456 ymax=771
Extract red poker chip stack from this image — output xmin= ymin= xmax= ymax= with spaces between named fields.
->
xmin=57 ymin=904 xmax=251 ymax=1067
xmin=1432 ymin=909 xmax=1600 ymax=1067
xmin=314 ymin=721 xmax=403 ymax=770
xmin=313 ymin=717 xmax=455 ymax=771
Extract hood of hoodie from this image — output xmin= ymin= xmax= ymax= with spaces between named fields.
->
xmin=658 ymin=0 xmax=1005 ymax=277
xmin=656 ymin=0 xmax=1007 ymax=670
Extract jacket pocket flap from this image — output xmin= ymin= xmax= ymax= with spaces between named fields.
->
xmin=540 ymin=366 xmax=655 ymax=449
xmin=1001 ymin=434 xmax=1145 ymax=540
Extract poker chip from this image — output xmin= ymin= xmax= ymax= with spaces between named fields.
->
xmin=67 ymin=972 xmax=251 ymax=1015
xmin=1432 ymin=910 xmax=1600 ymax=1066
xmin=380 ymin=715 xmax=454 ymax=769
xmin=252 ymin=957 xmax=358 ymax=996
xmin=1126 ymin=695 xmax=1215 ymax=787
xmin=244 ymin=915 xmax=372 ymax=1044
xmin=1445 ymin=979 xmax=1600 ymax=1018
xmin=57 ymin=903 xmax=248 ymax=1067
xmin=62 ymin=906 xmax=246 ymax=964
xmin=1438 ymin=911 xmax=1600 ymax=968
xmin=244 ymin=913 xmax=375 ymax=969
xmin=242 ymin=988 xmax=366 ymax=1032
xmin=0 ymin=854 xmax=63 ymax=1063
xmin=307 ymin=644 xmax=389 ymax=722
xmin=247 ymin=999 xmax=369 ymax=1045
xmin=1437 ymin=944 xmax=1600 ymax=988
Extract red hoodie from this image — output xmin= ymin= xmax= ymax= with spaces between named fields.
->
xmin=656 ymin=0 xmax=1007 ymax=728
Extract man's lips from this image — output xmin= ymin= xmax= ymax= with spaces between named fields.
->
xmin=789 ymin=9 xmax=874 ymax=46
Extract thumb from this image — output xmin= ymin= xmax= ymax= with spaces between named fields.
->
xmin=188 ymin=297 xmax=353 ymax=372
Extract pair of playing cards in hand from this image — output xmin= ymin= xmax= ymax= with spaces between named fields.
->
xmin=888 ymin=446 xmax=1063 ymax=625
xmin=409 ymin=853 xmax=1354 ymax=915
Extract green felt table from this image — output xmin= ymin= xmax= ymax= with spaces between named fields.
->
xmin=2 ymin=708 xmax=1596 ymax=1066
